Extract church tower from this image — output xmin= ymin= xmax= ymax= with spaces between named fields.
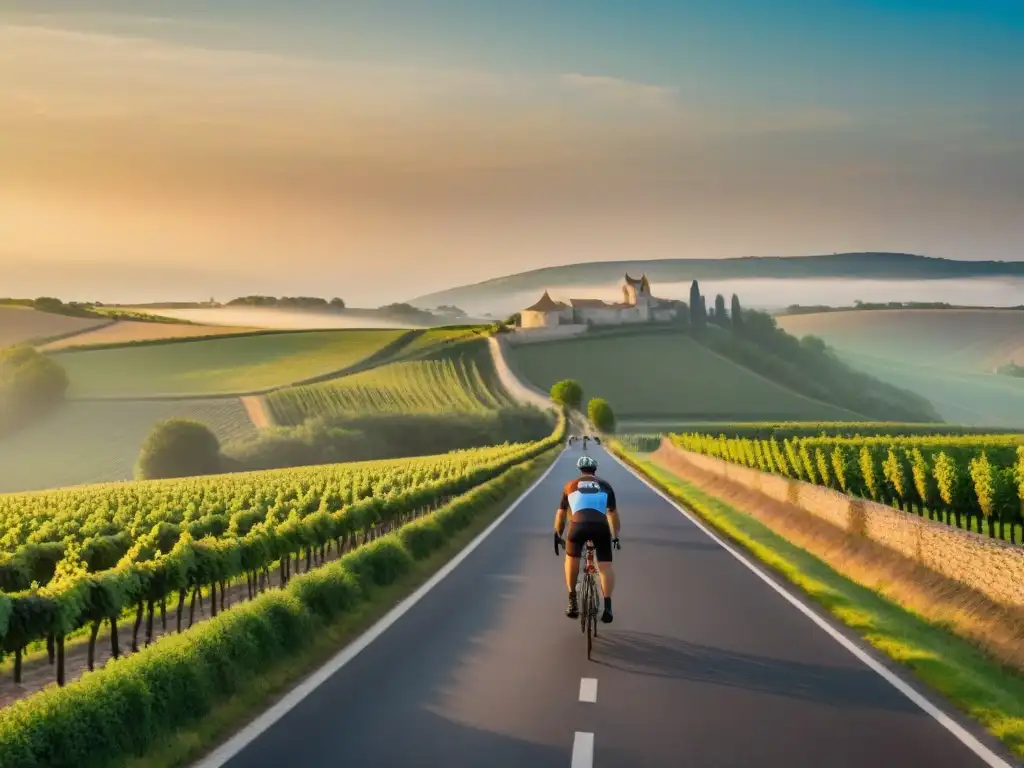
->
xmin=623 ymin=273 xmax=652 ymax=320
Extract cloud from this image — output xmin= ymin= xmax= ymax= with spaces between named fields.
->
xmin=558 ymin=73 xmax=678 ymax=106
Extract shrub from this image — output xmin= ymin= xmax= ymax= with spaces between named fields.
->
xmin=0 ymin=346 xmax=69 ymax=436
xmin=550 ymin=379 xmax=583 ymax=409
xmin=588 ymin=398 xmax=615 ymax=433
xmin=135 ymin=419 xmax=221 ymax=480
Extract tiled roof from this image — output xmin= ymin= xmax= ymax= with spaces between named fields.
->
xmin=569 ymin=298 xmax=610 ymax=308
xmin=523 ymin=291 xmax=566 ymax=312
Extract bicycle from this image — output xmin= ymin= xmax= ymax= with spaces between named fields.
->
xmin=578 ymin=541 xmax=601 ymax=659
xmin=556 ymin=534 xmax=620 ymax=659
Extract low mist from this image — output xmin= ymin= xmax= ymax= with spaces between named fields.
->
xmin=477 ymin=277 xmax=1024 ymax=317
xmin=145 ymin=307 xmax=421 ymax=330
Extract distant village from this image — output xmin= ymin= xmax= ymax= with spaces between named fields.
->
xmin=518 ymin=274 xmax=681 ymax=329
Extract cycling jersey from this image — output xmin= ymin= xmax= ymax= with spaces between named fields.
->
xmin=559 ymin=474 xmax=616 ymax=524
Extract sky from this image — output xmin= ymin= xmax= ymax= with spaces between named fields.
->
xmin=1 ymin=1 xmax=1023 ymax=306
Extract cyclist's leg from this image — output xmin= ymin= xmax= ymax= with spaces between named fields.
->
xmin=594 ymin=535 xmax=615 ymax=597
xmin=563 ymin=521 xmax=584 ymax=618
xmin=593 ymin=527 xmax=615 ymax=623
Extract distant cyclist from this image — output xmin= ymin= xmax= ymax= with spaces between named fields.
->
xmin=582 ymin=435 xmax=590 ymax=451
xmin=554 ymin=455 xmax=621 ymax=623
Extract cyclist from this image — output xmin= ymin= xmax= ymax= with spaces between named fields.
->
xmin=554 ymin=455 xmax=620 ymax=623
xmin=582 ymin=434 xmax=590 ymax=451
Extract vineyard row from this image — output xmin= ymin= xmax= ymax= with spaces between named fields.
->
xmin=670 ymin=432 xmax=1024 ymax=545
xmin=0 ymin=411 xmax=565 ymax=688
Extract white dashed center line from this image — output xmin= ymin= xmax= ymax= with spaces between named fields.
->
xmin=578 ymin=678 xmax=598 ymax=703
xmin=572 ymin=732 xmax=595 ymax=768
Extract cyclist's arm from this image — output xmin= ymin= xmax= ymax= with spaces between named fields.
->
xmin=605 ymin=486 xmax=620 ymax=537
xmin=554 ymin=491 xmax=570 ymax=537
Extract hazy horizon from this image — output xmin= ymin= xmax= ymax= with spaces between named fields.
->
xmin=3 ymin=2 xmax=1023 ymax=306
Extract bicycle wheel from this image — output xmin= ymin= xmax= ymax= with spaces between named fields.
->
xmin=579 ymin=575 xmax=591 ymax=635
xmin=586 ymin=582 xmax=599 ymax=658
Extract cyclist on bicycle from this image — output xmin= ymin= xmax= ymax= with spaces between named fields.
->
xmin=554 ymin=455 xmax=620 ymax=623
xmin=582 ymin=435 xmax=590 ymax=451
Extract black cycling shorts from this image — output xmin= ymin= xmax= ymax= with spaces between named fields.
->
xmin=565 ymin=518 xmax=613 ymax=562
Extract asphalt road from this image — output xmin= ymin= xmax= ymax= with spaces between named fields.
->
xmin=211 ymin=447 xmax=1011 ymax=768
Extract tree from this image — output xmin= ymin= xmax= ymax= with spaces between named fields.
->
xmin=136 ymin=419 xmax=222 ymax=480
xmin=550 ymin=379 xmax=583 ymax=409
xmin=713 ymin=294 xmax=727 ymax=326
xmin=0 ymin=345 xmax=69 ymax=434
xmin=688 ymin=281 xmax=703 ymax=328
xmin=730 ymin=294 xmax=744 ymax=332
xmin=329 ymin=297 xmax=346 ymax=309
xmin=587 ymin=398 xmax=615 ymax=432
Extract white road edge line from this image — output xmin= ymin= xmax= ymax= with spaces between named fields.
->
xmin=579 ymin=677 xmax=598 ymax=703
xmin=192 ymin=450 xmax=568 ymax=768
xmin=572 ymin=732 xmax=595 ymax=768
xmin=608 ymin=450 xmax=1014 ymax=768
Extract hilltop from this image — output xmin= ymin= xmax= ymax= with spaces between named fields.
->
xmin=408 ymin=252 xmax=1024 ymax=311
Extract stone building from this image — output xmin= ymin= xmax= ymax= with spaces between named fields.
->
xmin=519 ymin=274 xmax=679 ymax=329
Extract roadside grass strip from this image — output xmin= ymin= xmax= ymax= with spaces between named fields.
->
xmin=0 ymin=449 xmax=559 ymax=768
xmin=615 ymin=450 xmax=1024 ymax=762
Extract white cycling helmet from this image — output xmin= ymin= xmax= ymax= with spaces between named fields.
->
xmin=577 ymin=455 xmax=598 ymax=472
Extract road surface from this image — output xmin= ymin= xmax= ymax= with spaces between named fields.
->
xmin=208 ymin=447 xmax=1011 ymax=767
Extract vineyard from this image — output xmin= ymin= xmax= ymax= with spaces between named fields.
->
xmin=0 ymin=410 xmax=564 ymax=692
xmin=671 ymin=432 xmax=1024 ymax=545
xmin=660 ymin=421 xmax=1024 ymax=440
xmin=266 ymin=340 xmax=513 ymax=426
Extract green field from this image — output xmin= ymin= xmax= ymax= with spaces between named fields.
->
xmin=396 ymin=327 xmax=488 ymax=357
xmin=0 ymin=399 xmax=255 ymax=494
xmin=508 ymin=332 xmax=863 ymax=421
xmin=267 ymin=339 xmax=514 ymax=426
xmin=54 ymin=329 xmax=409 ymax=397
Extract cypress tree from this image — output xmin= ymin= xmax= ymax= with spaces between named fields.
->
xmin=714 ymin=294 xmax=727 ymax=326
xmin=731 ymin=294 xmax=744 ymax=332
xmin=689 ymin=280 xmax=702 ymax=327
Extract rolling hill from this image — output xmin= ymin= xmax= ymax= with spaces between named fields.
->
xmin=53 ymin=328 xmax=411 ymax=398
xmin=0 ymin=398 xmax=255 ymax=494
xmin=39 ymin=320 xmax=265 ymax=351
xmin=506 ymin=331 xmax=864 ymax=426
xmin=265 ymin=338 xmax=515 ymax=425
xmin=408 ymin=253 xmax=1024 ymax=310
xmin=777 ymin=309 xmax=1024 ymax=372
xmin=776 ymin=309 xmax=1024 ymax=427
xmin=0 ymin=305 xmax=108 ymax=347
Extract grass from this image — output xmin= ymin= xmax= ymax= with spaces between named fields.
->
xmin=508 ymin=331 xmax=862 ymax=421
xmin=117 ymin=448 xmax=557 ymax=768
xmin=618 ymin=450 xmax=1024 ymax=761
xmin=53 ymin=329 xmax=408 ymax=397
xmin=39 ymin=321 xmax=265 ymax=352
xmin=777 ymin=309 xmax=1024 ymax=373
xmin=0 ymin=399 xmax=255 ymax=494
xmin=0 ymin=306 xmax=106 ymax=348
xmin=266 ymin=338 xmax=513 ymax=426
